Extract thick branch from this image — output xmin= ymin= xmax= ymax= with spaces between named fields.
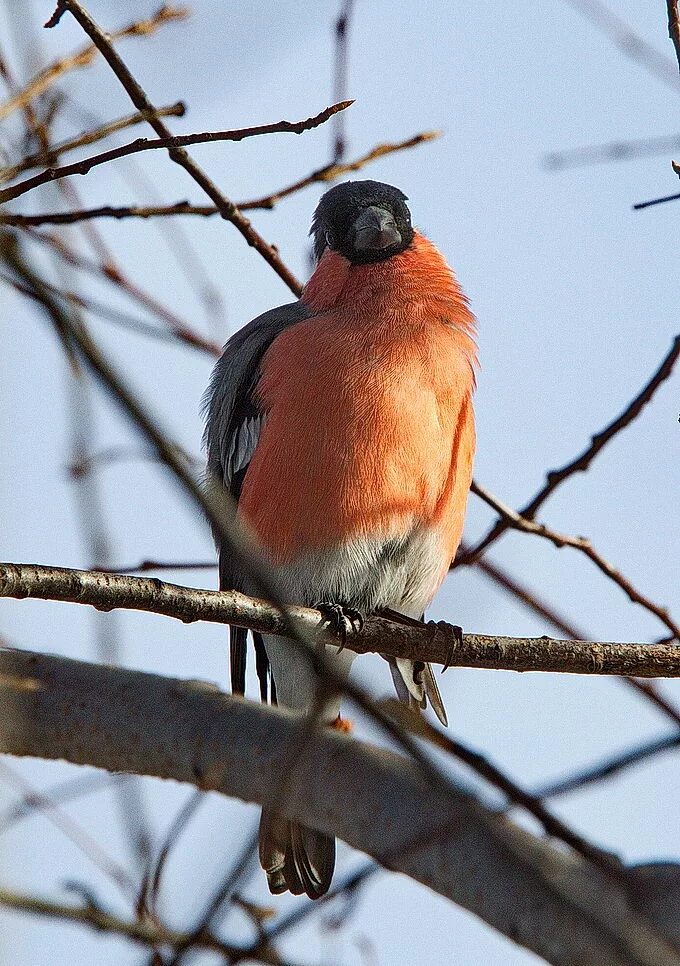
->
xmin=0 ymin=102 xmax=353 ymax=205
xmin=2 ymin=562 xmax=680 ymax=677
xmin=0 ymin=645 xmax=678 ymax=966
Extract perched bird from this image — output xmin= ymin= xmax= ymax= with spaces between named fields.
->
xmin=203 ymin=180 xmax=477 ymax=899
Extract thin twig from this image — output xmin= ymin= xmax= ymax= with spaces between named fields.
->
xmin=668 ymin=0 xmax=680 ymax=73
xmin=532 ymin=731 xmax=680 ymax=800
xmin=0 ymin=101 xmax=354 ymax=205
xmin=0 ymin=5 xmax=188 ymax=122
xmin=544 ymin=131 xmax=680 ymax=170
xmin=561 ymin=0 xmax=680 ymax=91
xmin=469 ymin=480 xmax=680 ymax=641
xmin=470 ymin=547 xmax=680 ymax=727
xmin=0 ymin=269 xmax=221 ymax=354
xmin=633 ymin=189 xmax=680 ymax=210
xmin=460 ymin=335 xmax=680 ymax=562
xmin=45 ymin=0 xmax=307 ymax=294
xmin=0 ymin=130 xmax=441 ymax=226
xmin=331 ymin=0 xmax=356 ymax=161
xmin=0 ymin=888 xmax=294 ymax=965
xmin=0 ymin=102 xmax=186 ymax=183
xmin=25 ymin=229 xmax=222 ymax=354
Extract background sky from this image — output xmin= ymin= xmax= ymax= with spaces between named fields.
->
xmin=1 ymin=0 xmax=679 ymax=963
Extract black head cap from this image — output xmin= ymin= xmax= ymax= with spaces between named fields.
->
xmin=311 ymin=180 xmax=414 ymax=265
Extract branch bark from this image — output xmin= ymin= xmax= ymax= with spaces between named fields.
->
xmin=0 ymin=645 xmax=678 ymax=966
xmin=2 ymin=562 xmax=680 ymax=677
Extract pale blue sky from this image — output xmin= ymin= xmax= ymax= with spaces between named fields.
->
xmin=1 ymin=1 xmax=679 ymax=963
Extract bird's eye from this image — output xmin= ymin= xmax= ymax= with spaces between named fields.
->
xmin=325 ymin=230 xmax=334 ymax=248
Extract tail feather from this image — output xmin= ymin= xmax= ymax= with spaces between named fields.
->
xmin=260 ymin=809 xmax=334 ymax=899
xmin=387 ymin=655 xmax=448 ymax=727
xmin=229 ymin=626 xmax=247 ymax=695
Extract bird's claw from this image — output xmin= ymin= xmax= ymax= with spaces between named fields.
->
xmin=315 ymin=602 xmax=364 ymax=652
xmin=426 ymin=620 xmax=463 ymax=672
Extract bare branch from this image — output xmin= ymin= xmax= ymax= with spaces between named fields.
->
xmin=468 ymin=480 xmax=680 ymax=641
xmin=532 ymin=731 xmax=680 ymax=800
xmin=460 ymin=335 xmax=680 ymax=563
xmin=0 ymin=102 xmax=354 ymax=205
xmin=0 ymin=131 xmax=441 ymax=227
xmin=0 ymin=102 xmax=186 ymax=183
xmin=0 ymin=887 xmax=294 ymax=965
xmin=44 ymin=0 xmax=305 ymax=294
xmin=2 ymin=561 xmax=680 ymax=678
xmin=0 ymin=5 xmax=188 ymax=122
xmin=668 ymin=0 xmax=680 ymax=73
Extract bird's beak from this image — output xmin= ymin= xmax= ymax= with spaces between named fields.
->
xmin=352 ymin=206 xmax=402 ymax=252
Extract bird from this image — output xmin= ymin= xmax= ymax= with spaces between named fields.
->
xmin=203 ymin=179 xmax=477 ymax=900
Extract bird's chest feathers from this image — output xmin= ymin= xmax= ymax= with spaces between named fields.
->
xmin=256 ymin=310 xmax=468 ymax=501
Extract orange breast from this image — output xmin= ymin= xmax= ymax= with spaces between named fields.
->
xmin=238 ymin=234 xmax=477 ymax=565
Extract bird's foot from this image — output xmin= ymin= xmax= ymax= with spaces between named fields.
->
xmin=315 ymin=602 xmax=364 ymax=651
xmin=329 ymin=714 xmax=353 ymax=733
xmin=426 ymin=620 xmax=463 ymax=672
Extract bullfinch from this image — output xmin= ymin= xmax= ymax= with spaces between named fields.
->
xmin=203 ymin=180 xmax=477 ymax=899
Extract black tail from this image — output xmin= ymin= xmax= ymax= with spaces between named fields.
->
xmin=259 ymin=808 xmax=334 ymax=899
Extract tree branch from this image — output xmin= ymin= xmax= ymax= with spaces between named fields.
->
xmin=0 ymin=887 xmax=295 ymax=965
xmin=467 ymin=481 xmax=680 ymax=641
xmin=0 ymin=101 xmax=353 ymax=205
xmin=0 ymin=130 xmax=440 ymax=227
xmin=44 ymin=0 xmax=304 ymax=294
xmin=0 ymin=5 xmax=188 ymax=122
xmin=2 ymin=562 xmax=680 ymax=677
xmin=0 ymin=102 xmax=186 ymax=183
xmin=460 ymin=335 xmax=680 ymax=565
xmin=1 ymin=645 xmax=679 ymax=966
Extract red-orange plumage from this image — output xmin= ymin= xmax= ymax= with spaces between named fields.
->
xmin=239 ymin=232 xmax=477 ymax=588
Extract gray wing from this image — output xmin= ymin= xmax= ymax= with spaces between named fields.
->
xmin=202 ymin=300 xmax=311 ymax=697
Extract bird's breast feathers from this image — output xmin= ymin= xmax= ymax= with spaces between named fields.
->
xmin=238 ymin=233 xmax=477 ymax=568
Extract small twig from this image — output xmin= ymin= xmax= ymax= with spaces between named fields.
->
xmin=25 ymin=229 xmax=221 ymax=354
xmin=0 ymin=102 xmax=354 ymax=205
xmin=44 ymin=0 xmax=309 ymax=294
xmin=668 ymin=0 xmax=680 ymax=73
xmin=0 ymin=130 xmax=441 ymax=226
xmin=0 ymin=5 xmax=188 ymax=122
xmin=633 ymin=189 xmax=680 ymax=210
xmin=561 ymin=0 xmax=680 ymax=91
xmin=0 ymin=760 xmax=137 ymax=900
xmin=0 ymin=102 xmax=186 ymax=183
xmin=532 ymin=731 xmax=680 ymax=800
xmin=0 ymin=269 xmax=221 ymax=354
xmin=0 ymin=888 xmax=293 ymax=965
xmin=544 ymin=132 xmax=680 ymax=170
xmin=469 ymin=480 xmax=680 ymax=641
xmin=468 ymin=545 xmax=680 ymax=727
xmin=460 ymin=335 xmax=680 ymax=562
xmin=331 ymin=0 xmax=356 ymax=162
